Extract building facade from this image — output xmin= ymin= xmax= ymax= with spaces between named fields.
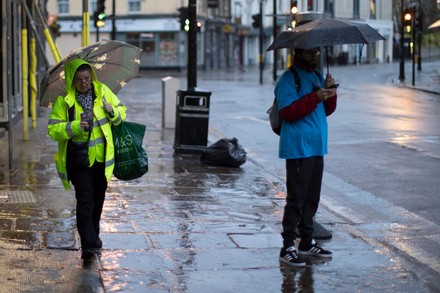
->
xmin=47 ymin=0 xmax=236 ymax=69
xmin=258 ymin=0 xmax=394 ymax=66
xmin=46 ymin=0 xmax=392 ymax=69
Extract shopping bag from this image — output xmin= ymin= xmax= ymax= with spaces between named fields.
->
xmin=112 ymin=121 xmax=148 ymax=180
xmin=201 ymin=137 xmax=246 ymax=168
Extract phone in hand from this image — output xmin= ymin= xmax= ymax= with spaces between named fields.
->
xmin=327 ymin=83 xmax=339 ymax=89
xmin=80 ymin=111 xmax=93 ymax=132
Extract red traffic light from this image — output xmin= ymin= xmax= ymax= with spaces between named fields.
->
xmin=291 ymin=1 xmax=298 ymax=15
xmin=403 ymin=8 xmax=413 ymax=26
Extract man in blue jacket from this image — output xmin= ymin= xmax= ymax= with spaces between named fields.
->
xmin=275 ymin=47 xmax=337 ymax=266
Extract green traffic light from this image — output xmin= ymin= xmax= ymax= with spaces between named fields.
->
xmin=184 ymin=19 xmax=190 ymax=32
xmin=98 ymin=12 xmax=106 ymax=20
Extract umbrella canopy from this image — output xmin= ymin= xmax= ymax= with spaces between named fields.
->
xmin=428 ymin=19 xmax=440 ymax=30
xmin=40 ymin=39 xmax=142 ymax=107
xmin=267 ymin=18 xmax=385 ymax=51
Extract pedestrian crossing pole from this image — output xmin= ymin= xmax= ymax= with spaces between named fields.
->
xmin=287 ymin=1 xmax=298 ymax=68
xmin=272 ymin=0 xmax=277 ymax=81
xmin=187 ymin=0 xmax=197 ymax=89
xmin=259 ymin=0 xmax=263 ymax=85
xmin=82 ymin=0 xmax=90 ymax=46
xmin=411 ymin=5 xmax=416 ymax=86
xmin=399 ymin=0 xmax=405 ymax=81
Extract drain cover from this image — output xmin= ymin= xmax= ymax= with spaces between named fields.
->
xmin=0 ymin=190 xmax=37 ymax=204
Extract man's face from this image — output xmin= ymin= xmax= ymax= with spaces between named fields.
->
xmin=296 ymin=48 xmax=320 ymax=67
xmin=74 ymin=70 xmax=92 ymax=93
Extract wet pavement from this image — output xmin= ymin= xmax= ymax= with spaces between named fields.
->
xmin=0 ymin=59 xmax=439 ymax=292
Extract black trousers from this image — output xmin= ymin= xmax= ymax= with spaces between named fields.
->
xmin=282 ymin=156 xmax=324 ymax=247
xmin=68 ymin=161 xmax=107 ymax=249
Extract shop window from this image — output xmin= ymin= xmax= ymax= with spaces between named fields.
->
xmin=128 ymin=0 xmax=141 ymax=13
xmin=91 ymin=0 xmax=97 ymax=13
xmin=57 ymin=0 xmax=69 ymax=14
xmin=370 ymin=0 xmax=376 ymax=19
xmin=324 ymin=0 xmax=335 ymax=18
xmin=158 ymin=32 xmax=178 ymax=65
xmin=126 ymin=32 xmax=179 ymax=67
xmin=354 ymin=0 xmax=360 ymax=19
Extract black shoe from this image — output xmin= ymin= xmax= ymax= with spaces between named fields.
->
xmin=279 ymin=246 xmax=306 ymax=267
xmin=81 ymin=249 xmax=95 ymax=260
xmin=298 ymin=239 xmax=332 ymax=258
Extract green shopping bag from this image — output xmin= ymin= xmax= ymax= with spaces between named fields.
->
xmin=112 ymin=121 xmax=148 ymax=180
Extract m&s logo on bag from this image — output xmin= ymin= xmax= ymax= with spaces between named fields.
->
xmin=114 ymin=134 xmax=133 ymax=154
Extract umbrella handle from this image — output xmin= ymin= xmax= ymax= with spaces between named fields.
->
xmin=326 ymin=47 xmax=329 ymax=76
xmin=102 ymin=96 xmax=115 ymax=118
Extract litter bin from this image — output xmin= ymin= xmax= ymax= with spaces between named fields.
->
xmin=174 ymin=88 xmax=212 ymax=154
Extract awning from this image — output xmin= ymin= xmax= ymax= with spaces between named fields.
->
xmin=59 ymin=17 xmax=180 ymax=33
xmin=428 ymin=19 xmax=440 ymax=30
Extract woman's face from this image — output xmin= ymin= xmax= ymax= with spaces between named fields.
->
xmin=73 ymin=69 xmax=92 ymax=93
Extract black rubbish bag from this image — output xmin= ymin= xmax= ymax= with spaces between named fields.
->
xmin=201 ymin=137 xmax=246 ymax=168
xmin=112 ymin=121 xmax=149 ymax=180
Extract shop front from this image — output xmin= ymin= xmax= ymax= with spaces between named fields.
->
xmin=58 ymin=16 xmax=188 ymax=69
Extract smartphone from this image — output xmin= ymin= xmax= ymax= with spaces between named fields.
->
xmin=80 ymin=111 xmax=93 ymax=132
xmin=328 ymin=84 xmax=339 ymax=89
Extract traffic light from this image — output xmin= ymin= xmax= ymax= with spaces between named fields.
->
xmin=290 ymin=1 xmax=298 ymax=15
xmin=178 ymin=7 xmax=189 ymax=31
xmin=290 ymin=1 xmax=298 ymax=27
xmin=403 ymin=8 xmax=413 ymax=33
xmin=94 ymin=0 xmax=106 ymax=28
xmin=415 ymin=12 xmax=423 ymax=31
xmin=252 ymin=14 xmax=261 ymax=28
xmin=196 ymin=20 xmax=202 ymax=33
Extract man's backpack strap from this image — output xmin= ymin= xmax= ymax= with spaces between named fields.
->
xmin=289 ymin=66 xmax=321 ymax=93
xmin=288 ymin=66 xmax=301 ymax=92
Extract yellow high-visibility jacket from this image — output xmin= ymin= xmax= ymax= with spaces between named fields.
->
xmin=48 ymin=59 xmax=127 ymax=190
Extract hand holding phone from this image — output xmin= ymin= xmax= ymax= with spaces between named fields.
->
xmin=80 ymin=111 xmax=93 ymax=132
xmin=327 ymin=83 xmax=339 ymax=89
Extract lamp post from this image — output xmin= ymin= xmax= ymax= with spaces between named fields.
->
xmin=111 ymin=0 xmax=116 ymax=40
xmin=272 ymin=0 xmax=277 ymax=81
xmin=259 ymin=0 xmax=264 ymax=85
xmin=416 ymin=0 xmax=422 ymax=71
xmin=187 ymin=0 xmax=197 ymax=89
xmin=412 ymin=4 xmax=416 ymax=86
xmin=287 ymin=1 xmax=298 ymax=68
xmin=399 ymin=0 xmax=405 ymax=81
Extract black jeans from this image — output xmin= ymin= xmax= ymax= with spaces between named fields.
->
xmin=282 ymin=156 xmax=324 ymax=247
xmin=68 ymin=161 xmax=107 ymax=249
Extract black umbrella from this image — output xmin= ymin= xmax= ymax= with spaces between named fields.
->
xmin=267 ymin=18 xmax=385 ymax=73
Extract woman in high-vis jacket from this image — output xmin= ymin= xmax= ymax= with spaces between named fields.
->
xmin=48 ymin=59 xmax=126 ymax=260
